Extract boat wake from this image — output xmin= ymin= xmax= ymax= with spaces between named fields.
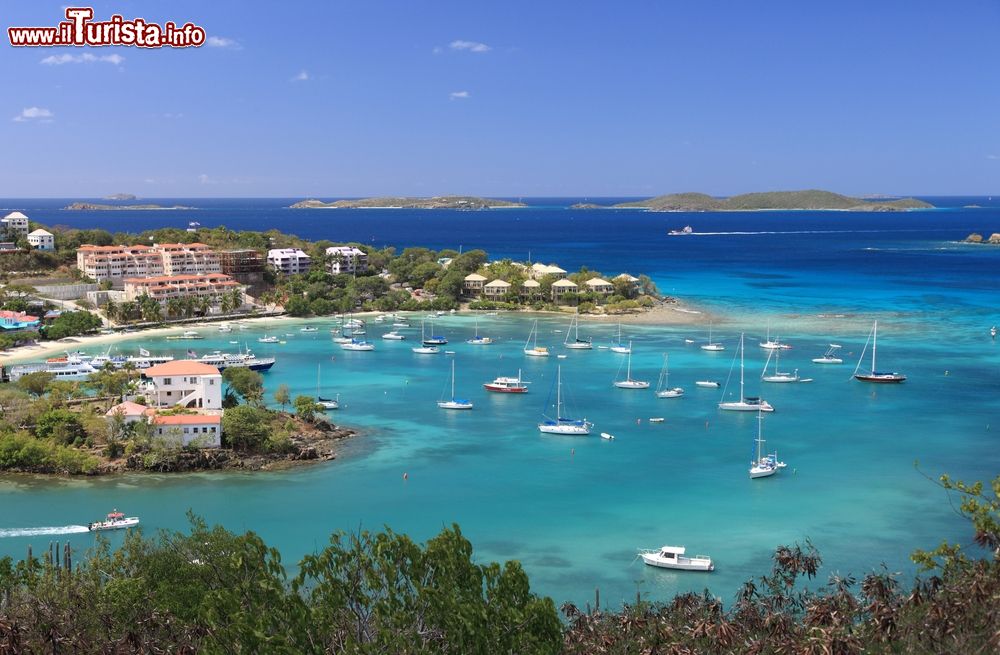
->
xmin=0 ymin=525 xmax=90 ymax=538
xmin=682 ymin=229 xmax=910 ymax=236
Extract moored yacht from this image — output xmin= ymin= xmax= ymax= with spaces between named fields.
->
xmin=483 ymin=369 xmax=529 ymax=393
xmin=812 ymin=344 xmax=843 ymax=364
xmin=538 ymin=366 xmax=592 ymax=435
xmin=719 ymin=334 xmax=774 ymax=412
xmin=639 ymin=545 xmax=713 ymax=571
xmin=853 ymin=321 xmax=905 ymax=383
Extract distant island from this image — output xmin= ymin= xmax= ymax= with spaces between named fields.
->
xmin=103 ymin=193 xmax=138 ymax=201
xmin=290 ymin=196 xmax=526 ymax=210
xmin=964 ymin=232 xmax=1000 ymax=244
xmin=64 ymin=202 xmax=195 ymax=211
xmin=574 ymin=190 xmax=933 ymax=212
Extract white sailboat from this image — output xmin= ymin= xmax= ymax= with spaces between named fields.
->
xmin=466 ymin=319 xmax=493 ymax=345
xmin=437 ymin=360 xmax=474 ymax=410
xmin=340 ymin=339 xmax=375 ymax=351
xmin=422 ymin=319 xmax=448 ymax=346
xmin=655 ymin=353 xmax=684 ymax=398
xmin=614 ymin=342 xmax=650 ymax=389
xmin=413 ymin=320 xmax=441 ymax=354
xmin=564 ymin=314 xmax=592 ymax=350
xmin=538 ymin=366 xmax=592 ymax=435
xmin=315 ymin=364 xmax=339 ymax=410
xmin=524 ymin=320 xmax=549 ymax=357
xmin=812 ymin=344 xmax=843 ymax=364
xmin=760 ymin=346 xmax=802 ymax=383
xmin=610 ymin=323 xmax=630 ymax=353
xmin=749 ymin=411 xmax=786 ymax=479
xmin=719 ymin=334 xmax=774 ymax=412
xmin=853 ymin=321 xmax=906 ymax=383
xmin=759 ymin=323 xmax=792 ymax=350
xmin=700 ymin=322 xmax=724 ymax=351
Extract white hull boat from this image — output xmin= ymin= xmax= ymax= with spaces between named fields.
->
xmin=341 ymin=340 xmax=375 ymax=351
xmin=88 ymin=510 xmax=139 ymax=532
xmin=812 ymin=344 xmax=843 ymax=364
xmin=655 ymin=353 xmax=684 ymax=398
xmin=438 ymin=360 xmax=474 ymax=410
xmin=524 ymin=320 xmax=549 ymax=357
xmin=564 ymin=315 xmax=592 ymax=349
xmin=614 ymin=341 xmax=649 ymax=389
xmin=538 ymin=366 xmax=592 ymax=435
xmin=640 ymin=546 xmax=714 ymax=572
xmin=382 ymin=331 xmax=406 ymax=340
xmin=749 ymin=411 xmax=786 ymax=479
xmin=719 ymin=334 xmax=774 ymax=412
xmin=695 ymin=380 xmax=720 ymax=388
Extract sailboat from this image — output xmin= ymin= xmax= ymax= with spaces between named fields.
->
xmin=610 ymin=323 xmax=630 ymax=353
xmin=759 ymin=323 xmax=792 ymax=350
xmin=812 ymin=344 xmax=843 ymax=364
xmin=760 ymin=346 xmax=803 ymax=383
xmin=614 ymin=342 xmax=650 ymax=389
xmin=315 ymin=364 xmax=339 ymax=410
xmin=466 ymin=319 xmax=493 ymax=345
xmin=538 ymin=366 xmax=592 ymax=435
xmin=719 ymin=334 xmax=774 ymax=412
xmin=524 ymin=320 xmax=549 ymax=357
xmin=331 ymin=322 xmax=353 ymax=344
xmin=655 ymin=353 xmax=684 ymax=398
xmin=437 ymin=360 xmax=474 ymax=410
xmin=413 ymin=320 xmax=441 ymax=354
xmin=701 ymin=322 xmax=724 ymax=351
xmin=564 ymin=314 xmax=592 ymax=350
xmin=749 ymin=411 xmax=786 ymax=479
xmin=422 ymin=319 xmax=448 ymax=346
xmin=853 ymin=321 xmax=906 ymax=383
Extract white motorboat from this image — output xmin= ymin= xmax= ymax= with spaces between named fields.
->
xmin=749 ymin=410 xmax=786 ymax=479
xmin=466 ymin=320 xmax=493 ymax=345
xmin=614 ymin=342 xmax=650 ymax=389
xmin=437 ymin=360 xmax=474 ymax=410
xmin=382 ymin=331 xmax=406 ymax=340
xmin=564 ymin=314 xmax=592 ymax=350
xmin=315 ymin=364 xmax=339 ymax=410
xmin=649 ymin=417 xmax=665 ymax=423
xmin=300 ymin=326 xmax=319 ymax=333
xmin=761 ymin=347 xmax=800 ymax=383
xmin=392 ymin=321 xmax=411 ymax=328
xmin=484 ymin=369 xmax=529 ymax=393
xmin=600 ymin=432 xmax=615 ymax=440
xmin=218 ymin=323 xmax=233 ymax=333
xmin=639 ymin=546 xmax=714 ymax=572
xmin=655 ymin=353 xmax=684 ymax=398
xmin=609 ymin=323 xmax=630 ymax=353
xmin=538 ymin=366 xmax=592 ymax=435
xmin=992 ymin=326 xmax=997 ymax=339
xmin=812 ymin=344 xmax=843 ymax=364
xmin=695 ymin=380 xmax=720 ymax=388
xmin=341 ymin=339 xmax=375 ymax=351
xmin=853 ymin=321 xmax=905 ymax=383
xmin=88 ymin=510 xmax=139 ymax=532
xmin=524 ymin=320 xmax=550 ymax=357
xmin=167 ymin=330 xmax=204 ymax=340
xmin=719 ymin=334 xmax=774 ymax=412
xmin=668 ymin=225 xmax=694 ymax=236
xmin=701 ymin=322 xmax=724 ymax=351
xmin=258 ymin=335 xmax=279 ymax=343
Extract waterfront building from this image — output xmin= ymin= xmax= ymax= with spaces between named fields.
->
xmin=0 ymin=211 xmax=29 ymax=241
xmin=77 ymin=244 xmax=164 ymax=282
xmin=325 ymin=246 xmax=368 ymax=275
xmin=26 ymin=229 xmax=54 ymax=251
xmin=140 ymin=360 xmax=223 ymax=409
xmin=0 ymin=310 xmax=40 ymax=331
xmin=463 ymin=273 xmax=487 ymax=297
xmin=483 ymin=279 xmax=512 ymax=300
xmin=530 ymin=263 xmax=568 ymax=280
xmin=584 ymin=277 xmax=615 ymax=296
xmin=551 ymin=278 xmax=579 ymax=302
xmin=267 ymin=248 xmax=311 ymax=275
xmin=156 ymin=242 xmax=221 ymax=276
xmin=520 ymin=278 xmax=541 ymax=299
xmin=123 ymin=274 xmax=244 ymax=313
xmin=151 ymin=413 xmax=222 ymax=448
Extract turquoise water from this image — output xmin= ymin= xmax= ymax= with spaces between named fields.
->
xmin=2 ymin=312 xmax=997 ymax=607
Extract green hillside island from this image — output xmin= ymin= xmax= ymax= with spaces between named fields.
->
xmin=64 ymin=202 xmax=195 ymax=210
xmin=607 ymin=190 xmax=934 ymax=212
xmin=290 ymin=196 xmax=526 ymax=209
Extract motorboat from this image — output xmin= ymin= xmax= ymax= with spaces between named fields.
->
xmin=695 ymin=380 xmax=720 ymax=388
xmin=639 ymin=545 xmax=714 ymax=571
xmin=648 ymin=417 xmax=665 ymax=423
xmin=668 ymin=225 xmax=694 ymax=236
xmin=538 ymin=366 xmax=592 ymax=435
xmin=853 ymin=321 xmax=905 ymax=383
xmin=382 ymin=331 xmax=406 ymax=340
xmin=613 ymin=342 xmax=650 ymax=389
xmin=600 ymin=432 xmax=615 ymax=440
xmin=300 ymin=326 xmax=319 ymax=333
xmin=484 ymin=370 xmax=529 ymax=393
xmin=812 ymin=344 xmax=843 ymax=364
xmin=88 ymin=510 xmax=139 ymax=532
xmin=258 ymin=335 xmax=279 ymax=343
xmin=655 ymin=353 xmax=684 ymax=398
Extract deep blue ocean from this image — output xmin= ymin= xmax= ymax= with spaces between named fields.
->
xmin=1 ymin=197 xmax=998 ymax=608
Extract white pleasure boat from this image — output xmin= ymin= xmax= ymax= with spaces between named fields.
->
xmin=613 ymin=342 xmax=649 ymax=389
xmin=719 ymin=334 xmax=774 ymax=412
xmin=538 ymin=366 xmax=592 ymax=435
xmin=88 ymin=510 xmax=139 ymax=532
xmin=812 ymin=344 xmax=843 ymax=364
xmin=655 ymin=353 xmax=684 ymax=398
xmin=639 ymin=546 xmax=714 ymax=572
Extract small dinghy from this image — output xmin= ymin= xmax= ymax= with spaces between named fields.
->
xmin=600 ymin=432 xmax=615 ymax=440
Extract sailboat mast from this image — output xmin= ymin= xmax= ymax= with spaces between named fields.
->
xmin=451 ymin=360 xmax=456 ymax=399
xmin=739 ymin=333 xmax=745 ymax=396
xmin=626 ymin=342 xmax=633 ymax=380
xmin=871 ymin=321 xmax=878 ymax=374
xmin=556 ymin=366 xmax=562 ymax=418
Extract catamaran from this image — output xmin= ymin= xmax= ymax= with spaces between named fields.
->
xmin=564 ymin=314 xmax=592 ymax=350
xmin=719 ymin=334 xmax=774 ymax=412
xmin=749 ymin=410 xmax=786 ymax=479
xmin=812 ymin=344 xmax=843 ymax=364
xmin=315 ymin=364 xmax=339 ymax=410
xmin=466 ymin=319 xmax=493 ymax=345
xmin=538 ymin=366 xmax=592 ymax=435
xmin=484 ymin=369 xmax=529 ymax=393
xmin=610 ymin=323 xmax=630 ymax=353
xmin=438 ymin=360 xmax=474 ymax=410
xmin=655 ymin=353 xmax=684 ymax=398
xmin=701 ymin=322 xmax=724 ymax=351
xmin=639 ymin=545 xmax=714 ymax=572
xmin=853 ymin=321 xmax=905 ymax=383
xmin=524 ymin=320 xmax=549 ymax=357
xmin=413 ymin=320 xmax=441 ymax=353
xmin=614 ymin=342 xmax=650 ymax=389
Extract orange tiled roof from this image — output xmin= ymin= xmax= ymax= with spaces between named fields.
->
xmin=144 ymin=360 xmax=221 ymax=377
xmin=152 ymin=413 xmax=221 ymax=425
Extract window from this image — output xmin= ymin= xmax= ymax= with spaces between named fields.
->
xmin=183 ymin=427 xmax=189 ymax=434
xmin=163 ymin=378 xmax=172 ymax=385
xmin=210 ymin=427 xmax=217 ymax=433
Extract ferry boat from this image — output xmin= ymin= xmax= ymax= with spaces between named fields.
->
xmin=484 ymin=369 xmax=529 ymax=393
xmin=88 ymin=510 xmax=140 ymax=532
xmin=639 ymin=546 xmax=714 ymax=571
xmin=196 ymin=350 xmax=276 ymax=372
xmin=7 ymin=354 xmax=100 ymax=381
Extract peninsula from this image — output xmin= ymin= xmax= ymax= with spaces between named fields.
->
xmin=64 ymin=202 xmax=195 ymax=211
xmin=290 ymin=196 xmax=526 ymax=209
xmin=603 ymin=190 xmax=933 ymax=212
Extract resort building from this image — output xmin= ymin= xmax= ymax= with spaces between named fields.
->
xmin=520 ymin=279 xmax=541 ymax=299
xmin=77 ymin=245 xmax=164 ymax=282
xmin=584 ymin=277 xmax=615 ymax=296
xmin=551 ymin=278 xmax=579 ymax=302
xmin=151 ymin=413 xmax=222 ymax=448
xmin=123 ymin=274 xmax=244 ymax=312
xmin=325 ymin=246 xmax=368 ymax=275
xmin=0 ymin=211 xmax=29 ymax=241
xmin=267 ymin=248 xmax=312 ymax=275
xmin=156 ymin=243 xmax=221 ymax=276
xmin=483 ymin=279 xmax=512 ymax=300
xmin=0 ymin=310 xmax=40 ymax=332
xmin=463 ymin=273 xmax=487 ymax=297
xmin=530 ymin=263 xmax=568 ymax=280
xmin=140 ymin=360 xmax=223 ymax=409
xmin=27 ymin=229 xmax=54 ymax=251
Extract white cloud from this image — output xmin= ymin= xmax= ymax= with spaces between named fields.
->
xmin=449 ymin=90 xmax=470 ymax=100
xmin=432 ymin=46 xmax=444 ymax=55
xmin=40 ymin=52 xmax=124 ymax=66
xmin=291 ymin=70 xmax=310 ymax=82
xmin=449 ymin=40 xmax=491 ymax=53
xmin=13 ymin=107 xmax=54 ymax=122
xmin=206 ymin=36 xmax=241 ymax=49
xmin=198 ymin=173 xmax=216 ymax=185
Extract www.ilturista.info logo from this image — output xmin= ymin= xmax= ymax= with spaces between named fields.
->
xmin=8 ymin=7 xmax=206 ymax=48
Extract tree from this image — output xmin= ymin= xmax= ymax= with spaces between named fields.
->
xmin=222 ymin=367 xmax=264 ymax=406
xmin=284 ymin=295 xmax=311 ymax=316
xmin=34 ymin=408 xmax=86 ymax=445
xmin=293 ymin=395 xmax=316 ymax=423
xmin=274 ymin=384 xmax=290 ymax=411
xmin=16 ymin=371 xmax=54 ymax=397
xmin=221 ymin=405 xmax=271 ymax=452
xmin=42 ymin=311 xmax=103 ymax=340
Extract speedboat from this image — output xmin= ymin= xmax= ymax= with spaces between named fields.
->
xmin=812 ymin=344 xmax=843 ymax=364
xmin=88 ymin=510 xmax=139 ymax=532
xmin=639 ymin=545 xmax=713 ymax=571
xmin=258 ymin=335 xmax=279 ymax=343
xmin=668 ymin=226 xmax=694 ymax=236
xmin=382 ymin=331 xmax=406 ymax=340
xmin=300 ymin=326 xmax=319 ymax=332
xmin=695 ymin=380 xmax=720 ymax=388
xmin=600 ymin=432 xmax=615 ymax=440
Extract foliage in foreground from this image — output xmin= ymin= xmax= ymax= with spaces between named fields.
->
xmin=0 ymin=476 xmax=996 ymax=653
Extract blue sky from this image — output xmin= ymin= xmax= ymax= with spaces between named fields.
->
xmin=2 ymin=0 xmax=999 ymax=197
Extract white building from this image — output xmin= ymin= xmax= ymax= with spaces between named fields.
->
xmin=140 ymin=360 xmax=223 ymax=409
xmin=27 ymin=229 xmax=54 ymax=251
xmin=1 ymin=211 xmax=29 ymax=240
xmin=483 ymin=279 xmax=512 ymax=300
xmin=325 ymin=246 xmax=368 ymax=275
xmin=151 ymin=413 xmax=222 ymax=448
xmin=530 ymin=263 xmax=568 ymax=280
xmin=551 ymin=278 xmax=579 ymax=302
xmin=267 ymin=248 xmax=312 ymax=275
xmin=463 ymin=273 xmax=487 ymax=297
xmin=584 ymin=277 xmax=615 ymax=295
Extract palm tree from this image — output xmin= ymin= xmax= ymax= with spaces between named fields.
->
xmin=104 ymin=299 xmax=120 ymax=323
xmin=197 ymin=296 xmax=211 ymax=316
xmin=166 ymin=297 xmax=184 ymax=319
